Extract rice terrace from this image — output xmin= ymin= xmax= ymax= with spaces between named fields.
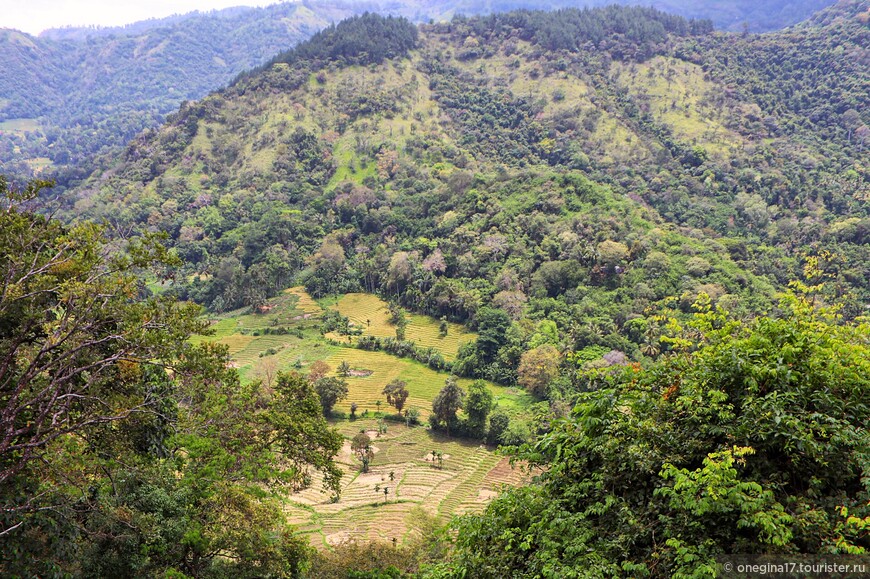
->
xmin=191 ymin=287 xmax=534 ymax=547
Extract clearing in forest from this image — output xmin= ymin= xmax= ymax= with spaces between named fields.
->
xmin=325 ymin=292 xmax=476 ymax=361
xmin=284 ymin=419 xmax=531 ymax=548
xmin=191 ymin=288 xmax=533 ymax=547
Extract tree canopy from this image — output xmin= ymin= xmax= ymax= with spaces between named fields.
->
xmin=0 ymin=179 xmax=342 ymax=576
xmin=448 ymin=292 xmax=870 ymax=576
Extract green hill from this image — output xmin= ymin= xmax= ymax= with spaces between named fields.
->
xmin=67 ymin=7 xmax=867 ymax=387
xmin=0 ymin=0 xmax=841 ymax=182
xmin=4 ymin=4 xmax=870 ymax=576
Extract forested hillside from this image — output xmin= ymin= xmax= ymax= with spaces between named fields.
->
xmin=0 ymin=0 xmax=839 ymax=184
xmin=0 ymin=2 xmax=346 ymax=180
xmin=67 ymin=3 xmax=869 ymax=379
xmin=3 ymin=3 xmax=870 ymax=576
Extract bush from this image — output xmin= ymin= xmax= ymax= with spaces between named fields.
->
xmin=499 ymin=419 xmax=531 ymax=447
xmin=406 ymin=407 xmax=421 ymax=425
xmin=487 ymin=412 xmax=510 ymax=446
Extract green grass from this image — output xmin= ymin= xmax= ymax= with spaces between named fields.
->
xmin=614 ymin=56 xmax=742 ymax=158
xmin=322 ymin=348 xmax=531 ymax=419
xmin=0 ymin=118 xmax=40 ymax=134
xmin=25 ymin=157 xmax=52 ymax=171
xmin=189 ymin=288 xmax=533 ymax=546
xmin=143 ymin=274 xmax=177 ymax=296
xmin=327 ymin=293 xmax=475 ymax=361
xmin=191 ymin=288 xmax=336 ymax=380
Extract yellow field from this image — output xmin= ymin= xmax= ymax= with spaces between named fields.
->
xmin=327 ymin=293 xmax=475 ymax=360
xmin=322 ymin=348 xmax=531 ymax=418
xmin=284 ymin=285 xmax=323 ymax=315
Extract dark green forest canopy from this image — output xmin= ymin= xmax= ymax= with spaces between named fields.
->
xmin=265 ymin=13 xmax=420 ymax=71
xmin=0 ymin=179 xmax=343 ymax=576
xmin=449 ymin=293 xmax=870 ymax=576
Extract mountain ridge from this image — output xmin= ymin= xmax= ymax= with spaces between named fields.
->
xmin=0 ymin=0 xmax=843 ymax=181
xmin=65 ymin=7 xmax=868 ymax=378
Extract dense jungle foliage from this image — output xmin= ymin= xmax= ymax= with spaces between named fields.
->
xmin=0 ymin=178 xmax=344 ymax=576
xmin=2 ymin=2 xmax=869 ymax=576
xmin=445 ymin=289 xmax=870 ymax=576
xmin=0 ymin=0 xmax=839 ymax=181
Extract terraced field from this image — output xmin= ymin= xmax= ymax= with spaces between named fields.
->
xmin=284 ymin=419 xmax=530 ymax=547
xmin=190 ymin=288 xmax=533 ymax=547
xmin=323 ymin=348 xmax=532 ymax=419
xmin=190 ymin=289 xmax=336 ymax=381
xmin=326 ymin=293 xmax=475 ymax=361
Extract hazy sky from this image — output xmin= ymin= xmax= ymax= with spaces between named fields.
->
xmin=1 ymin=0 xmax=281 ymax=36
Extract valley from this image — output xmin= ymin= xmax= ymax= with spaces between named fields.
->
xmin=189 ymin=286 xmax=534 ymax=547
xmin=2 ymin=2 xmax=869 ymax=577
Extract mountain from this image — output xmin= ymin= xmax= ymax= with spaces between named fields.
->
xmin=4 ymin=5 xmax=870 ymax=575
xmin=0 ymin=2 xmax=354 ymax=181
xmin=0 ymin=0 xmax=840 ymax=183
xmin=63 ymin=5 xmax=868 ymax=386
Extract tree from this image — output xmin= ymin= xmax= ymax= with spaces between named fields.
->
xmin=517 ymin=345 xmax=561 ymax=398
xmin=252 ymin=356 xmax=279 ymax=389
xmin=450 ymin=293 xmax=870 ymax=577
xmin=465 ymin=380 xmax=494 ymax=437
xmin=0 ymin=179 xmax=343 ymax=576
xmin=314 ymin=376 xmax=349 ymax=416
xmin=596 ymin=239 xmax=629 ymax=268
xmin=474 ymin=308 xmax=511 ymax=364
xmin=308 ymin=359 xmax=331 ymax=382
xmin=0 ymin=179 xmax=194 ymax=490
xmin=337 ymin=360 xmax=351 ymax=377
xmin=351 ymin=432 xmax=373 ymax=473
xmin=305 ymin=235 xmax=348 ymax=297
xmin=487 ymin=411 xmax=510 ymax=446
xmin=431 ymin=377 xmax=465 ymax=435
xmin=383 ymin=379 xmax=410 ymax=414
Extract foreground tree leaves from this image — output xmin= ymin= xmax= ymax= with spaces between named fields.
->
xmin=446 ymin=292 xmax=870 ymax=577
xmin=0 ymin=179 xmax=341 ymax=577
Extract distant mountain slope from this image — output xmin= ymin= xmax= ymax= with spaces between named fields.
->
xmin=64 ymin=8 xmax=868 ymax=386
xmin=0 ymin=2 xmax=351 ymax=179
xmin=0 ymin=0 xmax=840 ymax=182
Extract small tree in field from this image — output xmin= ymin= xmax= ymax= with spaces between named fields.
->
xmin=383 ymin=379 xmax=410 ymax=415
xmin=314 ymin=376 xmax=348 ymax=416
xmin=431 ymin=377 xmax=465 ymax=435
xmin=308 ymin=359 xmax=330 ymax=382
xmin=351 ymin=432 xmax=373 ymax=473
xmin=252 ymin=356 xmax=279 ymax=389
xmin=337 ymin=360 xmax=351 ymax=377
